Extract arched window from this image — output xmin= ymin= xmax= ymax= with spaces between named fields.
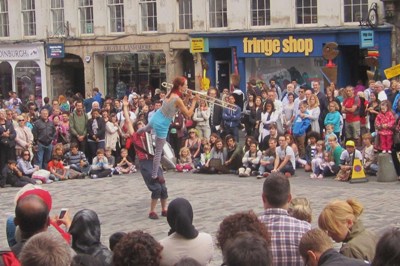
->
xmin=15 ymin=60 xmax=41 ymax=102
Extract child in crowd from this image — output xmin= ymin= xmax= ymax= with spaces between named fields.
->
xmin=257 ymin=138 xmax=277 ymax=179
xmin=200 ymin=144 xmax=212 ymax=169
xmin=104 ymin=147 xmax=116 ymax=174
xmin=239 ymin=141 xmax=262 ymax=177
xmin=336 ymin=140 xmax=363 ymax=181
xmin=0 ymin=160 xmax=37 ymax=187
xmin=176 ymin=147 xmax=194 ymax=172
xmin=362 ymin=133 xmax=378 ymax=176
xmin=320 ymin=152 xmax=336 ymax=177
xmin=90 ymin=149 xmax=112 ymax=179
xmin=64 ymin=142 xmax=90 ymax=175
xmin=304 ymin=131 xmax=320 ymax=172
xmin=310 ymin=140 xmax=325 ymax=179
xmin=375 ymin=100 xmax=396 ymax=153
xmin=292 ymin=102 xmax=311 ymax=160
xmin=48 ymin=155 xmax=68 ymax=181
xmin=288 ymin=197 xmax=312 ymax=223
xmin=324 ymin=124 xmax=336 ymax=152
xmin=109 ymin=232 xmax=127 ymax=252
xmin=115 ymin=148 xmax=136 ymax=175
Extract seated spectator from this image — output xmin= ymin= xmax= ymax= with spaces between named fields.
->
xmin=324 ymin=124 xmax=337 ymax=152
xmin=336 ymin=140 xmax=363 ymax=181
xmin=176 ymin=147 xmax=194 ymax=172
xmin=224 ymin=135 xmax=244 ymax=173
xmin=159 ymin=198 xmax=214 ymax=266
xmin=318 ymin=198 xmax=377 ymax=262
xmin=109 ymin=232 xmax=126 ymax=252
xmin=259 ymin=172 xmax=311 ymax=265
xmin=272 ymin=135 xmax=296 ymax=177
xmin=17 ymin=149 xmax=39 ymax=178
xmin=64 ymin=142 xmax=90 ymax=176
xmin=372 ymin=227 xmax=400 ymax=265
xmin=1 ymin=159 xmax=36 ymax=187
xmin=288 ymin=197 xmax=312 ymax=223
xmin=19 ymin=231 xmax=73 ymax=266
xmin=257 ymin=137 xmax=277 ymax=179
xmin=310 ymin=140 xmax=325 ymax=179
xmin=104 ymin=147 xmax=116 ymax=174
xmin=299 ymin=228 xmax=368 ymax=266
xmin=238 ymin=141 xmax=262 ymax=177
xmin=197 ymin=138 xmax=227 ymax=174
xmin=304 ymin=131 xmax=320 ymax=172
xmin=68 ymin=209 xmax=113 ymax=266
xmin=324 ymin=134 xmax=343 ymax=177
xmin=89 ymin=149 xmax=112 ymax=179
xmin=362 ymin=133 xmax=378 ymax=176
xmin=222 ymin=231 xmax=272 ymax=266
xmin=199 ymin=143 xmax=211 ymax=169
xmin=113 ymin=230 xmax=162 ymax=266
xmin=216 ymin=210 xmax=270 ymax=252
xmin=48 ymin=155 xmax=68 ymax=181
xmin=115 ymin=148 xmax=136 ymax=174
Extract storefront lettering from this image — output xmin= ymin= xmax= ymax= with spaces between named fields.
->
xmin=104 ymin=44 xmax=151 ymax=52
xmin=0 ymin=49 xmax=38 ymax=58
xmin=243 ymin=36 xmax=313 ymax=56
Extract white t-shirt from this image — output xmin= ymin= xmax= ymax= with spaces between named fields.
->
xmin=276 ymin=145 xmax=296 ymax=169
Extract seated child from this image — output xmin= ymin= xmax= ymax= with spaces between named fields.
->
xmin=304 ymin=131 xmax=320 ymax=172
xmin=324 ymin=124 xmax=336 ymax=152
xmin=199 ymin=144 xmax=212 ymax=169
xmin=336 ymin=140 xmax=363 ymax=181
xmin=310 ymin=140 xmax=325 ymax=179
xmin=90 ymin=148 xmax=112 ymax=179
xmin=48 ymin=155 xmax=68 ymax=181
xmin=115 ymin=148 xmax=136 ymax=175
xmin=362 ymin=133 xmax=378 ymax=175
xmin=0 ymin=160 xmax=37 ymax=187
xmin=105 ymin=147 xmax=116 ymax=174
xmin=64 ymin=142 xmax=90 ymax=175
xmin=176 ymin=147 xmax=194 ymax=172
xmin=239 ymin=141 xmax=262 ymax=177
xmin=288 ymin=197 xmax=312 ymax=223
xmin=320 ymin=152 xmax=336 ymax=177
xmin=257 ymin=138 xmax=277 ymax=179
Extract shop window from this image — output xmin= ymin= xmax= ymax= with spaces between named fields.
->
xmin=140 ymin=0 xmax=157 ymax=32
xmin=108 ymin=0 xmax=124 ymax=33
xmin=251 ymin=0 xmax=270 ymax=26
xmin=179 ymin=0 xmax=192 ymax=30
xmin=51 ymin=0 xmax=65 ymax=36
xmin=105 ymin=52 xmax=166 ymax=98
xmin=344 ymin=0 xmax=368 ymax=23
xmin=0 ymin=0 xmax=9 ymax=37
xmin=209 ymin=0 xmax=227 ymax=28
xmin=0 ymin=62 xmax=12 ymax=99
xmin=79 ymin=0 xmax=94 ymax=34
xmin=296 ymin=0 xmax=317 ymax=24
xmin=21 ymin=0 xmax=36 ymax=36
xmin=15 ymin=61 xmax=42 ymax=103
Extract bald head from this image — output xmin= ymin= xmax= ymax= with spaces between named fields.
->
xmin=15 ymin=195 xmax=49 ymax=238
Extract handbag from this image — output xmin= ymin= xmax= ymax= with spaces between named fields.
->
xmin=209 ymin=158 xmax=222 ymax=168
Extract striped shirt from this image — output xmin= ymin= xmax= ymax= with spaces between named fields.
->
xmin=259 ymin=208 xmax=311 ymax=266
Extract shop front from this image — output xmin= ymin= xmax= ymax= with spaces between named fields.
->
xmin=0 ymin=43 xmax=46 ymax=105
xmin=190 ymin=26 xmax=392 ymax=92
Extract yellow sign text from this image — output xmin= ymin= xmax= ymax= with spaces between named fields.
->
xmin=243 ymin=36 xmax=314 ymax=56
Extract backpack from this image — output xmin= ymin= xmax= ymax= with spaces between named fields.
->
xmin=0 ymin=249 xmax=20 ymax=266
xmin=353 ymin=96 xmax=366 ymax=117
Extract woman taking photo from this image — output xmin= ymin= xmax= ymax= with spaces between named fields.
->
xmin=306 ymin=94 xmax=321 ymax=133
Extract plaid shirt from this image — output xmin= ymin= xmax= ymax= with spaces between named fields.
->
xmin=259 ymin=208 xmax=311 ymax=266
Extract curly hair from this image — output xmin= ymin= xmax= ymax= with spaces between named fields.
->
xmin=113 ymin=230 xmax=162 ymax=266
xmin=216 ymin=210 xmax=270 ymax=251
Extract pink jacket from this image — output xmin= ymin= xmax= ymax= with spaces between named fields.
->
xmin=375 ymin=111 xmax=395 ymax=135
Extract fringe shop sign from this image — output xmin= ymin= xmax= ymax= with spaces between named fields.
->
xmin=243 ymin=36 xmax=313 ymax=56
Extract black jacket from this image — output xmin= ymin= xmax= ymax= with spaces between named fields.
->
xmin=319 ymin=249 xmax=368 ymax=266
xmin=32 ymin=118 xmax=55 ymax=146
xmin=87 ymin=117 xmax=106 ymax=141
xmin=0 ymin=120 xmax=16 ymax=147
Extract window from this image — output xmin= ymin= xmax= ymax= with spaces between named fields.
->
xmin=0 ymin=0 xmax=9 ymax=37
xmin=108 ymin=0 xmax=124 ymax=32
xmin=344 ymin=0 xmax=368 ymax=22
xmin=251 ymin=0 xmax=270 ymax=26
xmin=79 ymin=0 xmax=94 ymax=34
xmin=296 ymin=0 xmax=317 ymax=24
xmin=209 ymin=0 xmax=227 ymax=28
xmin=179 ymin=0 xmax=192 ymax=30
xmin=140 ymin=0 xmax=157 ymax=32
xmin=21 ymin=0 xmax=36 ymax=36
xmin=51 ymin=0 xmax=65 ymax=35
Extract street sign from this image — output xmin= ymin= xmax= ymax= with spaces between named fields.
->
xmin=190 ymin=38 xmax=209 ymax=53
xmin=46 ymin=43 xmax=65 ymax=58
xmin=360 ymin=30 xmax=374 ymax=48
xmin=384 ymin=64 xmax=400 ymax=79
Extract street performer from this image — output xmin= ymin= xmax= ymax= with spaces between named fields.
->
xmin=122 ymin=97 xmax=168 ymax=220
xmin=137 ymin=76 xmax=199 ymax=181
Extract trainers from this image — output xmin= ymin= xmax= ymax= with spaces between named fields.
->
xmin=45 ymin=180 xmax=54 ymax=184
xmin=317 ymin=174 xmax=324 ymax=179
xmin=161 ymin=210 xmax=167 ymax=217
xmin=388 ymin=150 xmax=392 ymax=154
xmin=251 ymin=171 xmax=258 ymax=176
xmin=310 ymin=173 xmax=317 ymax=179
xmin=263 ymin=172 xmax=270 ymax=178
xmin=90 ymin=174 xmax=98 ymax=179
xmin=257 ymin=174 xmax=264 ymax=179
xmin=148 ymin=212 xmax=159 ymax=220
xmin=382 ymin=150 xmax=387 ymax=153
xmin=284 ymin=172 xmax=292 ymax=178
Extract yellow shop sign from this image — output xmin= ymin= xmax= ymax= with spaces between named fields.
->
xmin=243 ymin=36 xmax=314 ymax=56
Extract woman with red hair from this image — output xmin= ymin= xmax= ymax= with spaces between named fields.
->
xmin=138 ymin=76 xmax=199 ymax=182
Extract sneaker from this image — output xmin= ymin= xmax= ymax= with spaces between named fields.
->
xmin=148 ymin=212 xmax=159 ymax=220
xmin=257 ymin=174 xmax=264 ymax=179
xmin=317 ymin=174 xmax=324 ymax=179
xmin=388 ymin=150 xmax=392 ymax=154
xmin=284 ymin=172 xmax=292 ymax=178
xmin=45 ymin=180 xmax=54 ymax=184
xmin=310 ymin=173 xmax=317 ymax=179
xmin=263 ymin=172 xmax=270 ymax=178
xmin=161 ymin=210 xmax=167 ymax=217
xmin=382 ymin=150 xmax=387 ymax=153
xmin=251 ymin=171 xmax=258 ymax=176
xmin=90 ymin=174 xmax=98 ymax=179
xmin=35 ymin=180 xmax=43 ymax=185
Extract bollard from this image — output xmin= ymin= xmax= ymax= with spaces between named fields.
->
xmin=377 ymin=153 xmax=398 ymax=182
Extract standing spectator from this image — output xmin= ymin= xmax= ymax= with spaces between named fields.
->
xmin=32 ymin=109 xmax=55 ymax=170
xmin=242 ymin=93 xmax=256 ymax=137
xmin=105 ymin=113 xmax=121 ymax=156
xmin=193 ymin=100 xmax=211 ymax=139
xmin=259 ymin=99 xmax=279 ymax=145
xmin=269 ymin=78 xmax=282 ymax=99
xmin=208 ymin=88 xmax=223 ymax=135
xmin=69 ymin=100 xmax=88 ymax=153
xmin=251 ymin=96 xmax=263 ymax=140
xmin=259 ymin=172 xmax=311 ymax=265
xmin=312 ymin=81 xmax=328 ymax=135
xmin=343 ymin=86 xmax=361 ymax=144
xmin=222 ymin=94 xmax=241 ymax=142
xmin=293 ymin=86 xmax=307 ymax=118
xmin=0 ymin=109 xmax=17 ymax=171
xmin=87 ymin=108 xmax=106 ymax=163
xmin=168 ymin=111 xmax=184 ymax=160
xmin=185 ymin=128 xmax=202 ymax=167
xmin=58 ymin=95 xmax=70 ymax=112
xmin=324 ymin=101 xmax=342 ymax=139
xmin=375 ymin=81 xmax=387 ymax=102
xmin=292 ymin=102 xmax=311 ymax=159
xmin=375 ymin=100 xmax=396 ymax=153
xmin=306 ymin=94 xmax=321 ymax=133
xmin=14 ymin=115 xmax=33 ymax=158
xmin=282 ymin=92 xmax=295 ymax=134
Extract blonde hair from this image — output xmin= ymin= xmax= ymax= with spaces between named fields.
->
xmin=288 ymin=197 xmax=312 ymax=223
xmin=307 ymin=94 xmax=320 ymax=108
xmin=318 ymin=199 xmax=364 ymax=235
xmin=316 ymin=140 xmax=325 ymax=152
xmin=179 ymin=147 xmax=191 ymax=158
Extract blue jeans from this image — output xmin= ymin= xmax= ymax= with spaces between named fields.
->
xmin=36 ymin=143 xmax=53 ymax=170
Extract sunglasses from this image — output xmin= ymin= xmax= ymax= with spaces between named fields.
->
xmin=18 ymin=119 xmax=25 ymax=122
xmin=23 ymin=154 xmax=30 ymax=156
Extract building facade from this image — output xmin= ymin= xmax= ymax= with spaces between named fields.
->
xmin=0 ymin=0 xmax=397 ymax=102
